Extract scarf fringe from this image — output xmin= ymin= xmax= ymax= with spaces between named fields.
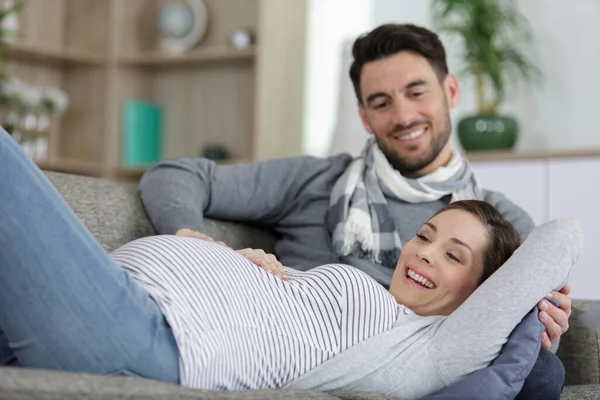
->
xmin=327 ymin=138 xmax=483 ymax=269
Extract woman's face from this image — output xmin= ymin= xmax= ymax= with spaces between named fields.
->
xmin=389 ymin=209 xmax=489 ymax=316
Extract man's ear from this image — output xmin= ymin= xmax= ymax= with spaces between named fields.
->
xmin=444 ymin=73 xmax=461 ymax=109
xmin=358 ymin=103 xmax=374 ymax=134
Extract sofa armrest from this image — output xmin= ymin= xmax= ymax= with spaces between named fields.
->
xmin=558 ymin=299 xmax=600 ymax=385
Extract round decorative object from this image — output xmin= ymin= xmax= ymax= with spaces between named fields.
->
xmin=457 ymin=114 xmax=518 ymax=151
xmin=229 ymin=28 xmax=254 ymax=49
xmin=157 ymin=0 xmax=208 ymax=54
xmin=201 ymin=144 xmax=229 ymax=161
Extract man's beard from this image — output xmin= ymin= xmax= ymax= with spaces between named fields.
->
xmin=375 ymin=112 xmax=452 ymax=176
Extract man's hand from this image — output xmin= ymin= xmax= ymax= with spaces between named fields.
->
xmin=236 ymin=248 xmax=289 ymax=281
xmin=538 ymin=283 xmax=572 ymax=350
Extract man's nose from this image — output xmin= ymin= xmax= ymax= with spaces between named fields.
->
xmin=391 ymin=97 xmax=421 ymax=128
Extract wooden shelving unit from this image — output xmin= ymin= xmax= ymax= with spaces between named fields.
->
xmin=4 ymin=0 xmax=308 ymax=181
xmin=6 ymin=42 xmax=105 ymax=66
xmin=119 ymin=46 xmax=257 ymax=67
xmin=35 ymin=159 xmax=103 ymax=177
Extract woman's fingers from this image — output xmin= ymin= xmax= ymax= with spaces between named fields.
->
xmin=236 ymin=248 xmax=288 ymax=280
xmin=175 ymin=229 xmax=227 ymax=246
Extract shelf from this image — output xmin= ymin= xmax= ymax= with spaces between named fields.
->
xmin=466 ymin=148 xmax=600 ymax=162
xmin=115 ymin=158 xmax=251 ymax=181
xmin=119 ymin=46 xmax=257 ymax=67
xmin=36 ymin=158 xmax=103 ymax=177
xmin=5 ymin=42 xmax=106 ymax=67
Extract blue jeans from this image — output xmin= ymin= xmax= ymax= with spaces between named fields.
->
xmin=0 ymin=128 xmax=179 ymax=383
xmin=517 ymin=349 xmax=565 ymax=400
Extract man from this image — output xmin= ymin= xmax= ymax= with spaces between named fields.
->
xmin=139 ymin=24 xmax=571 ymax=399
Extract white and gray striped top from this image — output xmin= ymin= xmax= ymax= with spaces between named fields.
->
xmin=110 ymin=235 xmax=400 ymax=390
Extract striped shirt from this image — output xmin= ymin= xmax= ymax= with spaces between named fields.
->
xmin=110 ymin=235 xmax=400 ymax=390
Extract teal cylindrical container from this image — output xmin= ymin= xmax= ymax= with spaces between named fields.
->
xmin=122 ymin=99 xmax=162 ymax=168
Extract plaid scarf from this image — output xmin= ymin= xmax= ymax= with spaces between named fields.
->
xmin=326 ymin=138 xmax=483 ymax=269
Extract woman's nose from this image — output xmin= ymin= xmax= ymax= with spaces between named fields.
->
xmin=417 ymin=248 xmax=432 ymax=265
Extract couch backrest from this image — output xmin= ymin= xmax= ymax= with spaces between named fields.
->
xmin=557 ymin=299 xmax=600 ymax=385
xmin=45 ymin=171 xmax=277 ymax=253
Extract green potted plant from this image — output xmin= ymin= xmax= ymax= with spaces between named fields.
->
xmin=431 ymin=0 xmax=540 ymax=151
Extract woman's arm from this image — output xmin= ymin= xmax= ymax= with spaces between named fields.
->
xmin=431 ymin=218 xmax=583 ymax=386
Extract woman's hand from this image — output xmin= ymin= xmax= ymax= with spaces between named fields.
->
xmin=236 ymin=248 xmax=289 ymax=280
xmin=176 ymin=229 xmax=288 ymax=280
xmin=175 ymin=228 xmax=226 ymax=246
xmin=538 ymin=283 xmax=572 ymax=350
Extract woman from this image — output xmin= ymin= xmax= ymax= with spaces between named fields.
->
xmin=0 ymin=128 xmax=582 ymax=399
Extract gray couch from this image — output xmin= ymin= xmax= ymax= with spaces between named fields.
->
xmin=0 ymin=171 xmax=598 ymax=400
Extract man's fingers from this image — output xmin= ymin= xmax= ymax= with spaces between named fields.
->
xmin=540 ymin=297 xmax=570 ymax=333
xmin=550 ymin=290 xmax=572 ymax=319
xmin=541 ymin=332 xmax=552 ymax=351
xmin=539 ymin=308 xmax=564 ymax=342
xmin=559 ymin=283 xmax=571 ymax=296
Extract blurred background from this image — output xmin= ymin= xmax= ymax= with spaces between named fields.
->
xmin=1 ymin=0 xmax=598 ymax=300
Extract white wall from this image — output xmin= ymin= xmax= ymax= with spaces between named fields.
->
xmin=306 ymin=0 xmax=600 ymax=155
xmin=471 ymin=157 xmax=600 ymax=301
xmin=302 ymin=0 xmax=373 ymax=157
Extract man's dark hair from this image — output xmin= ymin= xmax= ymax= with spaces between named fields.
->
xmin=431 ymin=200 xmax=521 ymax=285
xmin=349 ymin=23 xmax=449 ymax=104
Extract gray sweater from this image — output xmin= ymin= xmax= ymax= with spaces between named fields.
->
xmin=139 ymin=154 xmax=536 ymax=288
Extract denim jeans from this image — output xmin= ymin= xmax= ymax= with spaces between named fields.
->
xmin=0 ymin=128 xmax=179 ymax=383
xmin=517 ymin=349 xmax=565 ymax=400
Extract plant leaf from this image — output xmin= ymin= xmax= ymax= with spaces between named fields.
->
xmin=431 ymin=0 xmax=540 ymax=106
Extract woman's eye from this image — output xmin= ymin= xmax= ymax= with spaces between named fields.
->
xmin=446 ymin=253 xmax=462 ymax=263
xmin=416 ymin=233 xmax=429 ymax=242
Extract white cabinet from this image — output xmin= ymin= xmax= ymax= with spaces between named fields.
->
xmin=548 ymin=158 xmax=600 ymax=300
xmin=470 ymin=156 xmax=600 ymax=300
xmin=471 ymin=160 xmax=547 ymax=225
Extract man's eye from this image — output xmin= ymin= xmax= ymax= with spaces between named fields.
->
xmin=412 ymin=92 xmax=424 ymax=98
xmin=374 ymin=103 xmax=387 ymax=109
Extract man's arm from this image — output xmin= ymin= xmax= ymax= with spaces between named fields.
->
xmin=139 ymin=154 xmax=351 ymax=235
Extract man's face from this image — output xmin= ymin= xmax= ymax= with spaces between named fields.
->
xmin=358 ymin=51 xmax=460 ymax=176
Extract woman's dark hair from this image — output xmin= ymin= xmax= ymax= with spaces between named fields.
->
xmin=349 ymin=23 xmax=449 ymax=105
xmin=431 ymin=200 xmax=521 ymax=284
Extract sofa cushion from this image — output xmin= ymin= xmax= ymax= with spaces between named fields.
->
xmin=0 ymin=367 xmax=343 ymax=400
xmin=561 ymin=384 xmax=600 ymax=400
xmin=422 ymin=306 xmax=543 ymax=400
xmin=44 ymin=172 xmax=277 ymax=254
xmin=557 ymin=300 xmax=600 ymax=385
